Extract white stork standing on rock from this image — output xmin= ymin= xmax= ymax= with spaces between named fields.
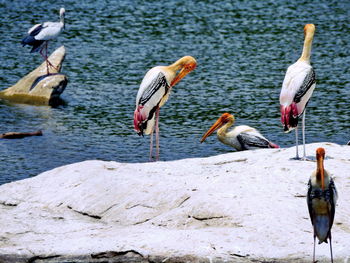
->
xmin=200 ymin=113 xmax=279 ymax=151
xmin=279 ymin=24 xmax=316 ymax=160
xmin=307 ymin=147 xmax=337 ymax=263
xmin=22 ymin=7 xmax=65 ymax=75
xmin=133 ymin=56 xmax=197 ymax=161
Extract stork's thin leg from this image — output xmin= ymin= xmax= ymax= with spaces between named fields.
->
xmin=39 ymin=41 xmax=58 ymax=74
xmin=329 ymin=233 xmax=334 ymax=263
xmin=313 ymin=234 xmax=316 ymax=263
xmin=39 ymin=43 xmax=46 ymax=59
xmin=149 ymin=126 xmax=154 ymax=161
xmin=39 ymin=44 xmax=49 ymax=75
xmin=45 ymin=42 xmax=50 ymax=75
xmin=155 ymin=107 xmax=160 ymax=161
xmin=302 ymin=109 xmax=307 ymax=160
xmin=295 ymin=126 xmax=299 ymax=160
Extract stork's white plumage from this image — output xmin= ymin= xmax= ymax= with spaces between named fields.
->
xmin=279 ymin=24 xmax=316 ymax=160
xmin=307 ymin=147 xmax=338 ymax=263
xmin=200 ymin=113 xmax=279 ymax=151
xmin=134 ymin=56 xmax=197 ymax=161
xmin=22 ymin=8 xmax=65 ymax=75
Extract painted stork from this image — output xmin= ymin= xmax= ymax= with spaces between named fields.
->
xmin=200 ymin=113 xmax=279 ymax=151
xmin=22 ymin=7 xmax=65 ymax=75
xmin=307 ymin=147 xmax=338 ymax=263
xmin=133 ymin=56 xmax=197 ymax=161
xmin=279 ymin=24 xmax=316 ymax=160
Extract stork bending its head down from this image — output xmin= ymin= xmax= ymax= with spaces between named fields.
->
xmin=134 ymin=56 xmax=197 ymax=161
xmin=22 ymin=7 xmax=66 ymax=75
xmin=200 ymin=113 xmax=279 ymax=151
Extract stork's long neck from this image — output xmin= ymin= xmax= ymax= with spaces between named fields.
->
xmin=60 ymin=13 xmax=65 ymax=28
xmin=168 ymin=59 xmax=184 ymax=72
xmin=316 ymin=156 xmax=325 ymax=190
xmin=299 ymin=32 xmax=314 ymax=62
xmin=217 ymin=119 xmax=234 ymax=138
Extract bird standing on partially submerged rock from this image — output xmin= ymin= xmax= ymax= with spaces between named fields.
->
xmin=22 ymin=7 xmax=65 ymax=75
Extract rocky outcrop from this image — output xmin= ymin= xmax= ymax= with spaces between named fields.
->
xmin=0 ymin=143 xmax=349 ymax=262
xmin=0 ymin=46 xmax=67 ymax=106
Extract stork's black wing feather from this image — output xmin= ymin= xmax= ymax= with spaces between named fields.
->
xmin=306 ymin=179 xmax=314 ymax=226
xmin=328 ymin=178 xmax=337 ymax=229
xmin=29 ymin=24 xmax=44 ymax=36
xmin=236 ymin=133 xmax=270 ymax=150
xmin=138 ymin=72 xmax=169 ymax=106
xmin=294 ymin=67 xmax=316 ymax=103
xmin=21 ymin=24 xmax=45 ymax=52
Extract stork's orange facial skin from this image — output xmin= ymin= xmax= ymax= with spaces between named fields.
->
xmin=200 ymin=113 xmax=234 ymax=143
xmin=170 ymin=60 xmax=197 ymax=87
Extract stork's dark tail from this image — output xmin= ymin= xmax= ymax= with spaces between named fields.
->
xmin=21 ymin=35 xmax=44 ymax=53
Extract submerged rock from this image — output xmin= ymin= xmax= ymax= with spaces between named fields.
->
xmin=0 ymin=143 xmax=349 ymax=262
xmin=0 ymin=46 xmax=68 ymax=106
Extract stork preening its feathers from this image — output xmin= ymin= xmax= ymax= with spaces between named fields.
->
xmin=279 ymin=24 xmax=316 ymax=160
xmin=22 ymin=7 xmax=65 ymax=75
xmin=133 ymin=56 xmax=197 ymax=161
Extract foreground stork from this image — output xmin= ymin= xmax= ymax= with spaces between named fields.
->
xmin=307 ymin=147 xmax=337 ymax=263
xmin=22 ymin=7 xmax=65 ymax=75
xmin=279 ymin=24 xmax=316 ymax=160
xmin=134 ymin=56 xmax=197 ymax=161
xmin=200 ymin=113 xmax=279 ymax=151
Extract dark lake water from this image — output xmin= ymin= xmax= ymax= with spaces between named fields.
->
xmin=0 ymin=0 xmax=349 ymax=184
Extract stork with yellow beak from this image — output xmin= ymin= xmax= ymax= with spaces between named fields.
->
xmin=307 ymin=147 xmax=338 ymax=263
xmin=134 ymin=56 xmax=197 ymax=161
xmin=200 ymin=113 xmax=279 ymax=151
xmin=280 ymin=24 xmax=316 ymax=160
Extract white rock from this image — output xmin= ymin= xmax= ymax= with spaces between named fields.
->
xmin=0 ymin=142 xmax=349 ymax=262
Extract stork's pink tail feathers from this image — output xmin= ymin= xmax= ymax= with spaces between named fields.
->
xmin=269 ymin=142 xmax=280 ymax=148
xmin=280 ymin=103 xmax=299 ymax=132
xmin=134 ymin=105 xmax=147 ymax=135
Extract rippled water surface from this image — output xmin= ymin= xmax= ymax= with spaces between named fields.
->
xmin=0 ymin=0 xmax=349 ymax=184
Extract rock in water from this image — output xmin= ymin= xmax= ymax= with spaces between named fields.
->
xmin=0 ymin=46 xmax=68 ymax=106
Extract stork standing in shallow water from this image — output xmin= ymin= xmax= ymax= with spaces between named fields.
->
xmin=134 ymin=56 xmax=197 ymax=161
xmin=279 ymin=24 xmax=316 ymax=160
xmin=307 ymin=147 xmax=337 ymax=263
xmin=200 ymin=113 xmax=279 ymax=151
xmin=22 ymin=8 xmax=65 ymax=75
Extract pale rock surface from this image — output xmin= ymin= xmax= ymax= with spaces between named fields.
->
xmin=0 ymin=46 xmax=67 ymax=106
xmin=0 ymin=142 xmax=349 ymax=262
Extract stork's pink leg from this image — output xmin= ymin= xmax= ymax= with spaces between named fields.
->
xmin=39 ymin=44 xmax=50 ymax=75
xmin=39 ymin=42 xmax=58 ymax=74
xmin=155 ymin=107 xmax=160 ymax=161
xmin=301 ymin=109 xmax=307 ymax=160
xmin=295 ymin=126 xmax=300 ymax=160
xmin=149 ymin=126 xmax=154 ymax=161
